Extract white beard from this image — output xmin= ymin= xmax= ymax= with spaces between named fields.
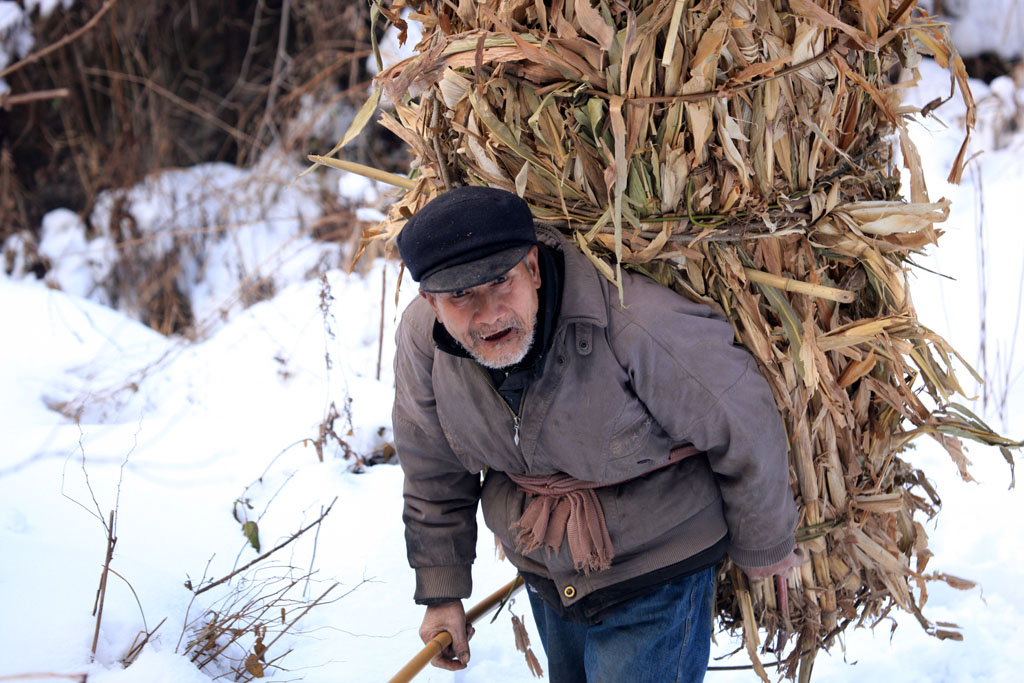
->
xmin=467 ymin=323 xmax=536 ymax=370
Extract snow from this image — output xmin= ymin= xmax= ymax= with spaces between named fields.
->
xmin=2 ymin=27 xmax=1024 ymax=683
xmin=370 ymin=8 xmax=425 ymax=73
xmin=933 ymin=0 xmax=1024 ymax=60
xmin=0 ymin=0 xmax=32 ymax=96
xmin=0 ymin=0 xmax=77 ymax=95
xmin=24 ymin=0 xmax=76 ymax=18
xmin=37 ymin=208 xmax=115 ymax=303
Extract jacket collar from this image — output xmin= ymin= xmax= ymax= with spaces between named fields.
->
xmin=535 ymin=225 xmax=609 ymax=331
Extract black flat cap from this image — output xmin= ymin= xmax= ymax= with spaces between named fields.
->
xmin=396 ymin=186 xmax=536 ymax=293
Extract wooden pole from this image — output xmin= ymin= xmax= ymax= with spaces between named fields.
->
xmin=388 ymin=576 xmax=524 ymax=683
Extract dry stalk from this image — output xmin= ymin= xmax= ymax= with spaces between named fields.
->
xmin=90 ymin=510 xmax=116 ymax=660
xmin=81 ymin=67 xmax=257 ymax=147
xmin=0 ymin=0 xmax=119 ymax=80
xmin=121 ymin=616 xmax=167 ymax=667
xmin=184 ymin=569 xmax=348 ymax=682
xmin=0 ymin=88 xmax=71 ymax=109
xmin=193 ymin=497 xmax=337 ymax=597
xmin=308 ymin=155 xmax=417 ymax=189
xmin=251 ymin=0 xmax=294 ymax=162
xmin=0 ymin=675 xmax=88 ymax=682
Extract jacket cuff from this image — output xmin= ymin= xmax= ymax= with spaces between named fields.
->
xmin=413 ymin=565 xmax=473 ymax=604
xmin=728 ymin=535 xmax=795 ymax=569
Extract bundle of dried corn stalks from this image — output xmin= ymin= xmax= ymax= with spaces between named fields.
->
xmin=312 ymin=0 xmax=1023 ymax=678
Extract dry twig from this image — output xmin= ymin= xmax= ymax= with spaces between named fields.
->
xmin=0 ymin=0 xmax=118 ymax=80
xmin=194 ymin=497 xmax=337 ymax=597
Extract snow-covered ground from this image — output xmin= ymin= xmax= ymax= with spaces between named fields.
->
xmin=3 ymin=14 xmax=1024 ymax=683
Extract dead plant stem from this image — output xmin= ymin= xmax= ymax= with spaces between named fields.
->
xmin=106 ymin=566 xmax=149 ymax=633
xmin=176 ymin=557 xmax=214 ymax=652
xmin=0 ymin=0 xmax=119 ymax=79
xmin=262 ymin=583 xmax=338 ymax=653
xmin=193 ymin=578 xmax=300 ymax=668
xmin=305 ymin=506 xmax=325 ymax=599
xmin=253 ymin=0 xmax=293 ymax=160
xmin=70 ymin=30 xmax=101 ymax=144
xmin=307 ymin=155 xmax=416 ymax=189
xmin=91 ymin=509 xmax=116 ymax=661
xmin=1001 ymin=247 xmax=1024 ymax=424
xmin=58 ymin=94 xmax=96 ymax=214
xmin=0 ymin=88 xmax=71 ymax=109
xmin=194 ymin=498 xmax=336 ymax=596
xmin=82 ymin=67 xmax=257 ymax=146
xmin=224 ymin=0 xmax=267 ymax=106
xmin=122 ymin=616 xmax=166 ymax=667
xmin=0 ymin=676 xmax=87 ymax=681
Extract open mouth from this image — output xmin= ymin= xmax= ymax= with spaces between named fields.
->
xmin=480 ymin=328 xmax=514 ymax=343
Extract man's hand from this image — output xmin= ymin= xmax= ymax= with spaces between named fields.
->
xmin=739 ymin=546 xmax=805 ymax=581
xmin=419 ymin=601 xmax=475 ymax=671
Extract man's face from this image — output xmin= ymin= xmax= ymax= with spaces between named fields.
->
xmin=421 ymin=246 xmax=542 ymax=369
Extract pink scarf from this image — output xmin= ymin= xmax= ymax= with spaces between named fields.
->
xmin=507 ymin=445 xmax=699 ymax=575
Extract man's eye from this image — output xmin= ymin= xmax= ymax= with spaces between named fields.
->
xmin=493 ymin=275 xmax=508 ymax=285
xmin=450 ymin=290 xmax=467 ymax=299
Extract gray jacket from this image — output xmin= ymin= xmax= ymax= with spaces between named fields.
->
xmin=393 ymin=226 xmax=797 ymax=608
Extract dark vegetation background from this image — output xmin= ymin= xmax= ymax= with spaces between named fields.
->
xmin=0 ymin=0 xmax=1018 ymax=336
xmin=0 ymin=0 xmax=408 ymax=245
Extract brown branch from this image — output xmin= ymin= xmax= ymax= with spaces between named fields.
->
xmin=81 ymin=67 xmax=258 ymax=146
xmin=0 ymin=0 xmax=119 ymax=80
xmin=122 ymin=617 xmax=167 ymax=667
xmin=0 ymin=88 xmax=71 ymax=110
xmin=262 ymin=583 xmax=338 ymax=654
xmin=223 ymin=0 xmax=267 ymax=104
xmin=194 ymin=498 xmax=337 ymax=597
xmin=251 ymin=0 xmax=293 ymax=159
xmin=91 ymin=509 xmax=117 ymax=660
xmin=0 ymin=675 xmax=88 ymax=682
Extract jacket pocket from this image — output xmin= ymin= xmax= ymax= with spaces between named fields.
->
xmin=609 ymin=410 xmax=653 ymax=458
xmin=599 ymin=454 xmax=721 ymax=556
xmin=603 ymin=407 xmax=676 ymax=482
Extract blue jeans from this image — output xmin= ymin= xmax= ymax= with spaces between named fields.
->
xmin=526 ymin=567 xmax=715 ymax=683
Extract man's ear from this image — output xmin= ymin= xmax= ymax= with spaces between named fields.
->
xmin=419 ymin=289 xmax=441 ymax=317
xmin=524 ymin=245 xmax=541 ymax=289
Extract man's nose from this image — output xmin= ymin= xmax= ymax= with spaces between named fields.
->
xmin=473 ymin=291 xmax=504 ymax=325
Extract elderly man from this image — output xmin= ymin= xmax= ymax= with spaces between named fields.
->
xmin=393 ymin=186 xmax=799 ymax=682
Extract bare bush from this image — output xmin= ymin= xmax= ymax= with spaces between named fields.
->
xmin=0 ymin=0 xmax=406 ymax=238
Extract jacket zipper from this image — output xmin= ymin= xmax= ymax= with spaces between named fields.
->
xmin=501 ymin=388 xmax=525 ymax=447
xmin=511 ymin=413 xmax=521 ymax=446
xmin=480 ymin=366 xmax=525 ymax=447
